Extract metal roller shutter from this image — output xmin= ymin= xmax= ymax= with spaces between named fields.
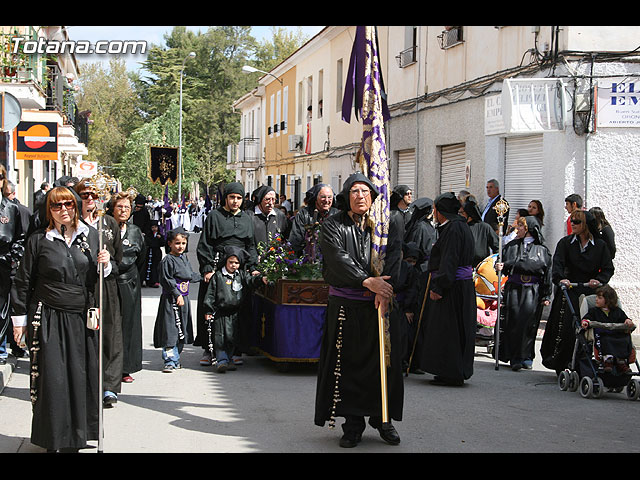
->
xmin=396 ymin=149 xmax=415 ymax=190
xmin=504 ymin=134 xmax=543 ymax=212
xmin=440 ymin=143 xmax=466 ymax=195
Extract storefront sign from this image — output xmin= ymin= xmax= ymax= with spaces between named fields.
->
xmin=484 ymin=94 xmax=505 ymax=135
xmin=501 ymin=78 xmax=566 ymax=133
xmin=596 ymin=78 xmax=640 ymax=127
xmin=14 ymin=121 xmax=58 ymax=160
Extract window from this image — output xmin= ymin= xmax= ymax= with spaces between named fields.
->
xmin=276 ymin=90 xmax=281 ymax=136
xmin=438 ymin=26 xmax=464 ymax=49
xmin=298 ymin=81 xmax=304 ymax=126
xmin=396 ymin=26 xmax=417 ymax=68
xmin=269 ymin=94 xmax=275 ymax=136
xmin=282 ymin=86 xmax=288 ymax=134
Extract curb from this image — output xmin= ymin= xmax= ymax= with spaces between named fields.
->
xmin=0 ymin=358 xmax=16 ymax=395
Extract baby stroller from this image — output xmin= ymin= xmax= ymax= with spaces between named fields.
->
xmin=557 ymin=283 xmax=640 ymax=400
xmin=473 ymin=254 xmax=507 ymax=354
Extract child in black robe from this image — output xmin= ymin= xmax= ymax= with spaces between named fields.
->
xmin=153 ymin=228 xmax=201 ymax=372
xmin=581 ymin=285 xmax=636 ymax=374
xmin=202 ymin=246 xmax=266 ymax=373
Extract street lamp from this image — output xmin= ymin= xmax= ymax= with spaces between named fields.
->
xmin=242 ymin=64 xmax=283 ymax=85
xmin=179 ymin=51 xmax=196 ymax=201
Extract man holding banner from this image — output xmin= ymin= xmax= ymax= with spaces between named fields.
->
xmin=314 ymin=172 xmax=404 ymax=448
xmin=314 ymin=25 xmax=404 ymax=448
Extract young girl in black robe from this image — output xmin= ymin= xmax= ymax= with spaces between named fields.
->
xmin=153 ymin=228 xmax=201 ymax=372
xmin=202 ymin=246 xmax=265 ymax=373
xmin=581 ymin=285 xmax=636 ymax=374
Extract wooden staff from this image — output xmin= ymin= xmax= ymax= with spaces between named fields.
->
xmin=406 ymin=272 xmax=431 ymax=376
xmin=377 ymin=303 xmax=389 ymax=424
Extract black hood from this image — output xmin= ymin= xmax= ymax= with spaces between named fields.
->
xmin=335 ymin=172 xmax=379 ymax=212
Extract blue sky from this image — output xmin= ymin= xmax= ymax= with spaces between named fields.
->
xmin=66 ymin=26 xmax=324 ymax=73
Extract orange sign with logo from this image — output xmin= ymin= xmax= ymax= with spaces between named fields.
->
xmin=14 ymin=121 xmax=58 ymax=160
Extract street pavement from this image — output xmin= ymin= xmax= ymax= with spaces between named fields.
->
xmin=0 ymin=234 xmax=639 ymax=453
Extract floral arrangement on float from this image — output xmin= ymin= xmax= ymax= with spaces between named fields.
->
xmin=256 ymin=233 xmax=323 ymax=283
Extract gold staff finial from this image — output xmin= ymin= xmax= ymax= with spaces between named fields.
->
xmin=86 ymin=171 xmax=118 ymax=216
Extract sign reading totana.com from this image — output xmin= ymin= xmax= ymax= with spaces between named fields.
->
xmin=597 ymin=78 xmax=640 ymax=128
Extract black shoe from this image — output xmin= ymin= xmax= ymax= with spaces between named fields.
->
xmin=339 ymin=432 xmax=362 ymax=448
xmin=369 ymin=421 xmax=400 ymax=445
xmin=103 ymin=394 xmax=117 ymax=408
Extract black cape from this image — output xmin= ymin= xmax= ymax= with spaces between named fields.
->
xmin=418 ymin=215 xmax=476 ymax=381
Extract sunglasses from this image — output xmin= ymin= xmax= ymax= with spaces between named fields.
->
xmin=50 ymin=200 xmax=76 ymax=212
xmin=80 ymin=191 xmax=99 ymax=199
xmin=570 ymin=219 xmax=582 ymax=224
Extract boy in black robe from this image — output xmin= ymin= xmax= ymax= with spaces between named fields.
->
xmin=202 ymin=246 xmax=266 ymax=373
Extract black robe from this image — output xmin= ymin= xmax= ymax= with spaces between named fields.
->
xmin=0 ymin=197 xmax=25 ymax=333
xmin=583 ymin=306 xmax=634 ymax=361
xmin=194 ymin=207 xmax=257 ymax=349
xmin=11 ymin=224 xmax=101 ymax=451
xmin=247 ymin=207 xmax=290 ymax=249
xmin=314 ymin=211 xmax=403 ymax=427
xmin=202 ymin=268 xmax=262 ymax=356
xmin=144 ymin=231 xmax=164 ymax=286
xmin=418 ymin=215 xmax=476 ymax=381
xmin=468 ymin=219 xmax=500 ymax=267
xmin=540 ymin=234 xmax=614 ymax=373
xmin=153 ymin=253 xmax=201 ymax=348
xmin=84 ymin=214 xmax=123 ymax=394
xmin=497 ymin=237 xmax=552 ymax=364
xmin=404 ymin=218 xmax=436 ymax=273
xmin=116 ymin=223 xmax=147 ymax=375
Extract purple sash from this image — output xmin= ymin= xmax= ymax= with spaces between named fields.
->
xmin=163 ymin=280 xmax=190 ymax=296
xmin=432 ymin=266 xmax=473 ymax=281
xmin=328 ymin=286 xmax=375 ymax=302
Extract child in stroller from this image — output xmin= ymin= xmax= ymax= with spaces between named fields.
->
xmin=580 ymin=285 xmax=636 ymax=375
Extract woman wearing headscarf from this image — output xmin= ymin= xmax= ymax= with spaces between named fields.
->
xmin=288 ymin=183 xmax=337 ymax=257
xmin=461 ymin=197 xmax=499 ymax=268
xmin=540 ymin=209 xmax=615 ymax=375
xmin=109 ymin=192 xmax=147 ymax=392
xmin=314 ymin=172 xmax=404 ymax=448
xmin=403 ymin=197 xmax=436 ymax=274
xmin=247 ymin=185 xmax=290 ymax=248
xmin=194 ymin=182 xmax=257 ymax=366
xmin=417 ymin=192 xmax=476 ymax=386
xmin=11 ymin=186 xmax=111 ymax=452
xmin=390 ymin=184 xmax=413 ymax=235
xmin=588 ymin=206 xmax=616 ymax=259
xmin=495 ymin=216 xmax=552 ymax=370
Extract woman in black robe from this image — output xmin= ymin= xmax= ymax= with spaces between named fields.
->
xmin=418 ymin=192 xmax=477 ymax=386
xmin=314 ymin=172 xmax=403 ymax=448
xmin=495 ymin=216 xmax=552 ymax=370
xmin=540 ymin=209 xmax=615 ymax=375
xmin=109 ymin=193 xmax=147 ymax=386
xmin=11 ymin=187 xmax=111 ymax=452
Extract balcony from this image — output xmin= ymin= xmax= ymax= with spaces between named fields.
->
xmin=227 ymin=137 xmax=261 ymax=169
xmin=396 ymin=45 xmax=417 ymax=68
xmin=438 ymin=26 xmax=464 ymax=50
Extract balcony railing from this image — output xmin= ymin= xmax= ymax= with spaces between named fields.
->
xmin=438 ymin=27 xmax=464 ymax=49
xmin=238 ymin=137 xmax=260 ymax=164
xmin=396 ymin=45 xmax=417 ymax=68
xmin=0 ymin=27 xmax=45 ymax=85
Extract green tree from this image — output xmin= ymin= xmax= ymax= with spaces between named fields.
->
xmin=76 ymin=57 xmax=142 ymax=168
